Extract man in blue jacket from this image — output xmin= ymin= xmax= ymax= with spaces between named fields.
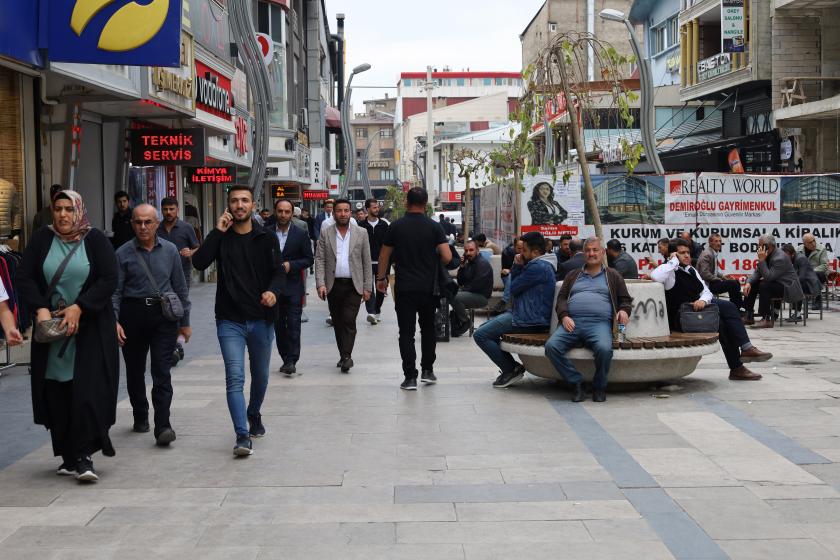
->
xmin=272 ymin=199 xmax=314 ymax=376
xmin=473 ymin=232 xmax=557 ymax=388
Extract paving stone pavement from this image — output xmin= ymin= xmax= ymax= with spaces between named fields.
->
xmin=3 ymin=282 xmax=840 ymax=558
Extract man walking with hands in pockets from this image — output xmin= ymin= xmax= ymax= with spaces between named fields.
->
xmin=192 ymin=186 xmax=284 ymax=457
xmin=315 ymin=198 xmax=372 ymax=373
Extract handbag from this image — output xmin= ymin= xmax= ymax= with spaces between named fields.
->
xmin=33 ymin=232 xmax=89 ymax=345
xmin=132 ymin=247 xmax=184 ymax=322
xmin=679 ymin=302 xmax=719 ymax=333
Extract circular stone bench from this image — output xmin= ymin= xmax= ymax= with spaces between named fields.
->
xmin=499 ymin=280 xmax=720 ymax=383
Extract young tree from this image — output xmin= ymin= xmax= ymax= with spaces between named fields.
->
xmin=448 ymin=148 xmax=489 ymax=239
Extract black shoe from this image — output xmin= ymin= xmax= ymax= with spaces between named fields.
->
xmin=493 ymin=364 xmax=525 ymax=388
xmin=452 ymin=320 xmax=471 ymax=337
xmin=133 ymin=418 xmax=150 ymax=433
xmin=593 ymin=389 xmax=606 ymax=402
xmin=171 ymin=350 xmax=180 ymax=367
xmin=56 ymin=462 xmax=76 ymax=476
xmin=176 ymin=342 xmax=185 ymax=360
xmin=248 ymin=414 xmax=266 ymax=438
xmin=571 ymin=383 xmax=585 ymax=402
xmin=155 ymin=427 xmax=177 ymax=447
xmin=400 ymin=377 xmax=418 ymax=391
xmin=336 ymin=360 xmax=343 ymax=368
xmin=812 ymin=300 xmax=822 ymax=311
xmin=421 ymin=370 xmax=437 ymax=384
xmin=340 ymin=358 xmax=354 ymax=373
xmin=234 ymin=435 xmax=253 ymax=456
xmin=75 ymin=457 xmax=98 ymax=482
xmin=489 ymin=301 xmax=508 ymax=317
xmin=280 ymin=362 xmax=297 ymax=377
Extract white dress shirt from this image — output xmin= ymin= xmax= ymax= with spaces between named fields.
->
xmin=275 ymin=225 xmax=290 ymax=252
xmin=335 ymin=227 xmax=352 ymax=278
xmin=651 ymin=257 xmax=714 ymax=303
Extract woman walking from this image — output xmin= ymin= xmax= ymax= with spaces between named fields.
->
xmin=18 ymin=190 xmax=119 ymax=482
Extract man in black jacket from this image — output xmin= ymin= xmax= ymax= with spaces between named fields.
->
xmin=557 ymin=238 xmax=585 ymax=279
xmin=451 ymin=239 xmax=494 ymax=336
xmin=360 ymin=198 xmax=389 ymax=325
xmin=272 ymin=199 xmax=313 ymax=376
xmin=111 ymin=190 xmax=134 ymax=249
xmin=192 ymin=186 xmax=284 ymax=457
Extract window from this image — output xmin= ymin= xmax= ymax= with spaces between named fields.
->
xmin=456 ymin=78 xmax=465 ymax=86
xmin=404 ymin=79 xmax=412 ymax=86
xmin=668 ymin=17 xmax=678 ymax=49
xmin=483 ymin=78 xmax=492 ymax=86
xmin=381 ymin=169 xmax=395 ymax=180
xmin=257 ymin=2 xmax=282 ymax=43
xmin=495 ymin=78 xmax=503 ymax=85
xmin=380 ymin=127 xmax=393 ymax=138
xmin=356 ymin=150 xmax=363 ymax=158
xmin=380 ymin=149 xmax=394 ymax=159
xmin=355 ymin=128 xmax=367 ymax=138
xmin=650 ymin=25 xmax=666 ymax=55
xmin=355 ymin=170 xmax=361 ymax=181
xmin=650 ymin=16 xmax=679 ymax=56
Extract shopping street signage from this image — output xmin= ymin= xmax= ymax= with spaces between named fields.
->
xmin=49 ymin=0 xmax=182 ymax=66
xmin=721 ymin=0 xmax=746 ymax=53
xmin=146 ymin=31 xmax=195 ymax=114
xmin=303 ymin=190 xmax=329 ymax=200
xmin=130 ymin=128 xmax=205 ymax=166
xmin=697 ymin=53 xmax=731 ymax=82
xmin=272 ymin=184 xmax=301 ymax=199
xmin=188 ymin=166 xmax=234 ymax=184
xmin=195 ymin=60 xmax=233 ymax=119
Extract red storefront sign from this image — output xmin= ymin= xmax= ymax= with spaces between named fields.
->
xmin=166 ymin=166 xmax=177 ymax=197
xmin=234 ymin=117 xmax=249 ymax=156
xmin=129 ymin=128 xmax=206 ymax=166
xmin=195 ymin=60 xmax=233 ymax=120
xmin=440 ymin=191 xmax=463 ymax=203
xmin=146 ymin=168 xmax=157 ymax=207
xmin=189 ymin=166 xmax=235 ymax=184
xmin=303 ymin=190 xmax=329 ymax=200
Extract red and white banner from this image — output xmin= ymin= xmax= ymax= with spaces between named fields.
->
xmin=666 ymin=173 xmax=781 ymax=225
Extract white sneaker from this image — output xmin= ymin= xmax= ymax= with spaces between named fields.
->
xmin=367 ymin=314 xmax=377 ymax=325
xmin=301 ymin=312 xmax=309 ymax=323
xmin=326 ymin=316 xmax=333 ymax=326
xmin=375 ymin=314 xmax=381 ymax=324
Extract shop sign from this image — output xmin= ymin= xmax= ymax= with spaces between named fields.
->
xmin=310 ymin=147 xmax=323 ymax=188
xmin=147 ymin=32 xmax=195 ymax=114
xmin=440 ymin=192 xmax=463 ymax=203
xmin=697 ymin=53 xmax=731 ymax=82
xmin=195 ymin=60 xmax=233 ymax=119
xmin=721 ymin=0 xmax=746 ymax=53
xmin=666 ymin=55 xmax=680 ymax=74
xmin=272 ymin=184 xmax=301 ymax=199
xmin=188 ymin=166 xmax=234 ymax=183
xmin=49 ymin=0 xmax=183 ymax=67
xmin=130 ymin=128 xmax=206 ymax=166
xmin=235 ymin=117 xmax=249 ymax=157
xmin=0 ymin=2 xmax=43 ymax=67
xmin=255 ymin=33 xmax=275 ymax=66
xmin=297 ymin=144 xmax=311 ymax=180
xmin=166 ymin=166 xmax=178 ymax=197
xmin=303 ymin=190 xmax=329 ymax=200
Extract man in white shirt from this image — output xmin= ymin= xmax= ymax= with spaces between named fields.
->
xmin=651 ymin=238 xmax=770 ymax=381
xmin=314 ymin=199 xmax=372 ymax=373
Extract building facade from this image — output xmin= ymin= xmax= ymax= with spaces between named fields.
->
xmin=347 ymin=96 xmax=398 ymax=203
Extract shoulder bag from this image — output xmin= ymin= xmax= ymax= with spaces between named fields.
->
xmin=34 ymin=233 xmax=89 ymax=344
xmin=679 ymin=302 xmax=719 ymax=333
xmin=133 ymin=247 xmax=185 ymax=322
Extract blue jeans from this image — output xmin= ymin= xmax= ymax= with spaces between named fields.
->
xmin=217 ymin=320 xmax=275 ymax=437
xmin=474 ymin=312 xmax=547 ymax=374
xmin=544 ymin=316 xmax=613 ymax=389
xmin=501 ymin=274 xmax=511 ymax=303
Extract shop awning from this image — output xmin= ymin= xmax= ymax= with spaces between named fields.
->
xmin=325 ymin=106 xmax=341 ymax=129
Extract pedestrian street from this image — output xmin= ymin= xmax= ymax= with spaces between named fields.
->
xmin=3 ymin=280 xmax=840 ymax=559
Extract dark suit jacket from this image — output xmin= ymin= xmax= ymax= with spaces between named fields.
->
xmin=277 ymin=224 xmax=314 ymax=297
xmin=558 ymin=252 xmax=585 ymax=280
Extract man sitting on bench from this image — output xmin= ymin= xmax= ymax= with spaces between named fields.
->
xmin=545 ymin=237 xmax=633 ymax=403
xmin=651 ymin=239 xmax=771 ymax=381
xmin=451 ymin=239 xmax=494 ymax=337
xmin=474 ymin=232 xmax=557 ymax=388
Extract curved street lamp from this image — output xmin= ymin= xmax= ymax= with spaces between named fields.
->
xmin=340 ymin=63 xmax=372 ymax=196
xmin=599 ymin=9 xmax=665 ymax=174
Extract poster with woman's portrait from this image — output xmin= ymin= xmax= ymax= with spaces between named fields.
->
xmin=521 ymin=173 xmax=584 ymax=237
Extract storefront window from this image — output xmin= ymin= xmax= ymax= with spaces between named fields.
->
xmin=0 ymin=68 xmax=25 ymax=240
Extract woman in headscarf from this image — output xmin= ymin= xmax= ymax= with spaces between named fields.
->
xmin=18 ymin=190 xmax=119 ymax=483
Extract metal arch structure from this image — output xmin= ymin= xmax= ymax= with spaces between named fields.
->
xmin=229 ymin=0 xmax=273 ymax=201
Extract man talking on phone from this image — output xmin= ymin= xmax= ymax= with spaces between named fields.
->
xmin=192 ymin=186 xmax=284 ymax=457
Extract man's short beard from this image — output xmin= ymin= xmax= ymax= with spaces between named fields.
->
xmin=335 ymin=217 xmax=350 ymax=227
xmin=233 ymin=212 xmax=252 ymax=223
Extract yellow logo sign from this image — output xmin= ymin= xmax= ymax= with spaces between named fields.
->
xmin=71 ymin=0 xmax=170 ymax=52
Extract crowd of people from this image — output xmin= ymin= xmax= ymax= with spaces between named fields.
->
xmin=2 ymin=185 xmax=834 ymax=484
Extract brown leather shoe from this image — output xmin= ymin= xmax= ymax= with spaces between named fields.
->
xmin=742 ymin=316 xmax=755 ymax=326
xmin=740 ymin=347 xmax=772 ymax=363
xmin=729 ymin=366 xmax=762 ymax=380
xmin=750 ymin=319 xmax=774 ymax=329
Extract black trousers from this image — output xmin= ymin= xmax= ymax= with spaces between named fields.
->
xmin=744 ymin=279 xmax=785 ymax=318
xmin=327 ymin=279 xmax=363 ymax=360
xmin=395 ymin=291 xmax=438 ymax=377
xmin=365 ymin=264 xmax=385 ymax=314
xmin=275 ymin=292 xmax=303 ymax=364
xmin=120 ymin=299 xmax=178 ymax=434
xmin=43 ymin=379 xmax=95 ymax=463
xmin=713 ymin=298 xmax=750 ymax=369
xmin=709 ymin=279 xmax=743 ymax=309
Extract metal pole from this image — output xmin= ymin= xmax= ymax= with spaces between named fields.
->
xmin=362 ymin=129 xmax=385 ymax=199
xmin=424 ymin=66 xmax=435 ymax=197
xmin=341 ymin=73 xmax=355 ymax=196
xmin=624 ymin=19 xmax=665 ymax=174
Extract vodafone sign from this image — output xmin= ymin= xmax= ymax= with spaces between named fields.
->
xmin=255 ymin=33 xmax=274 ymax=66
xmin=195 ymin=60 xmax=233 ymax=120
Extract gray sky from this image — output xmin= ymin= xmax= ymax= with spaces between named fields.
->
xmin=324 ymin=0 xmax=544 ymax=112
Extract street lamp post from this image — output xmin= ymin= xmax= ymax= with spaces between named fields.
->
xmin=341 ymin=63 xmax=371 ymax=196
xmin=361 ymin=128 xmax=388 ymax=199
xmin=599 ymin=9 xmax=665 ymax=175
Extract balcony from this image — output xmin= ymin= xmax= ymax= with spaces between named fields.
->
xmin=774 ymin=77 xmax=840 ymax=127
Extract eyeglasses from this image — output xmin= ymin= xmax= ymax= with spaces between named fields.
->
xmin=132 ymin=219 xmax=156 ymax=227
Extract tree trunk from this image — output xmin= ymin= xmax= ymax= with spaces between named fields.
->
xmin=557 ymin=51 xmax=603 ymax=242
xmin=513 ymin=168 xmax=521 ymax=236
xmin=463 ymin=173 xmax=471 ymax=240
